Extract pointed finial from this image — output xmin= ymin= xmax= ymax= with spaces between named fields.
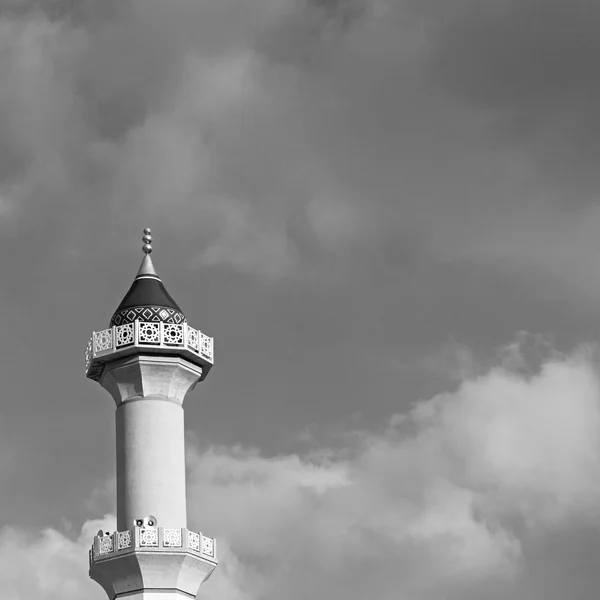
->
xmin=142 ymin=228 xmax=152 ymax=254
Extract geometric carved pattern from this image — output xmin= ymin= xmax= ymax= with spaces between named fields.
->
xmin=163 ymin=528 xmax=182 ymax=547
xmin=99 ymin=535 xmax=114 ymax=555
xmin=94 ymin=329 xmax=113 ymax=352
xmin=115 ymin=323 xmax=134 ymax=348
xmin=117 ymin=530 xmax=132 ymax=550
xmin=200 ymin=334 xmax=213 ymax=361
xmin=188 ymin=531 xmax=200 ymax=552
xmin=163 ymin=323 xmax=184 ymax=346
xmin=138 ymin=322 xmax=160 ymax=344
xmin=187 ymin=327 xmax=199 ymax=352
xmin=111 ymin=305 xmax=186 ymax=327
xmin=139 ymin=528 xmax=159 ymax=547
xmin=201 ymin=536 xmax=215 ymax=557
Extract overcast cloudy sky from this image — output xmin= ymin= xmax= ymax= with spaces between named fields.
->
xmin=3 ymin=0 xmax=600 ymax=598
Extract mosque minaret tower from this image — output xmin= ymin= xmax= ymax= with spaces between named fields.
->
xmin=85 ymin=229 xmax=217 ymax=599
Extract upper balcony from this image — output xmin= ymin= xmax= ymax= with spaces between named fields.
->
xmin=85 ymin=321 xmax=214 ymax=383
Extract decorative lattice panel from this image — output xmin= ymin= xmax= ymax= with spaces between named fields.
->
xmin=200 ymin=335 xmax=213 ymax=360
xmin=139 ymin=528 xmax=159 ymax=547
xmin=94 ymin=329 xmax=113 ymax=353
xmin=163 ymin=324 xmax=184 ymax=346
xmin=117 ymin=530 xmax=132 ymax=550
xmin=115 ymin=323 xmax=135 ymax=348
xmin=85 ymin=338 xmax=92 ymax=371
xmin=201 ymin=536 xmax=215 ymax=557
xmin=188 ymin=531 xmax=200 ymax=552
xmin=187 ymin=327 xmax=199 ymax=352
xmin=99 ymin=535 xmax=114 ymax=555
xmin=163 ymin=529 xmax=183 ymax=547
xmin=138 ymin=322 xmax=160 ymax=344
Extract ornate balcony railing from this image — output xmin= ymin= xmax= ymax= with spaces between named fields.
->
xmin=89 ymin=527 xmax=217 ymax=568
xmin=85 ymin=321 xmax=213 ymax=381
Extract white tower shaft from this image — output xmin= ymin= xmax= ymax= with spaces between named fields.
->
xmin=116 ymin=398 xmax=187 ymax=530
xmin=100 ymin=354 xmax=204 ymax=530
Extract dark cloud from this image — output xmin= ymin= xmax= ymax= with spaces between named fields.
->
xmin=425 ymin=0 xmax=600 ymax=189
xmin=5 ymin=0 xmax=600 ymax=288
xmin=429 ymin=1 xmax=600 ymax=111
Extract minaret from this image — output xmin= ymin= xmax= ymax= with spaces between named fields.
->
xmin=85 ymin=229 xmax=217 ymax=599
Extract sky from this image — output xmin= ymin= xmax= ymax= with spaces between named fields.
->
xmin=2 ymin=0 xmax=600 ymax=598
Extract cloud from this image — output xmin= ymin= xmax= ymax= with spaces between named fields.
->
xmin=0 ymin=1 xmax=304 ymax=276
xmin=0 ymin=516 xmax=113 ymax=600
xmin=3 ymin=0 xmax=600 ymax=296
xmin=5 ymin=3 xmax=600 ymax=597
xmin=181 ymin=342 xmax=600 ymax=599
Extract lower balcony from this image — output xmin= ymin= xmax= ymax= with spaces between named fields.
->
xmin=89 ymin=527 xmax=218 ymax=598
xmin=90 ymin=527 xmax=217 ymax=565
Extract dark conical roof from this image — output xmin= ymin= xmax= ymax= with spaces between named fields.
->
xmin=109 ymin=231 xmax=187 ymax=327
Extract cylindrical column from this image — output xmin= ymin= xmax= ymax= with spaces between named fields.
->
xmin=116 ymin=395 xmax=187 ymax=530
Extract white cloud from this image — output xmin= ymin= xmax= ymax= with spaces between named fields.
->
xmin=0 ymin=516 xmax=113 ymax=600
xmin=183 ymin=343 xmax=600 ymax=599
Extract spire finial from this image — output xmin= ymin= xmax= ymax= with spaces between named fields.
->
xmin=142 ymin=228 xmax=152 ymax=254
